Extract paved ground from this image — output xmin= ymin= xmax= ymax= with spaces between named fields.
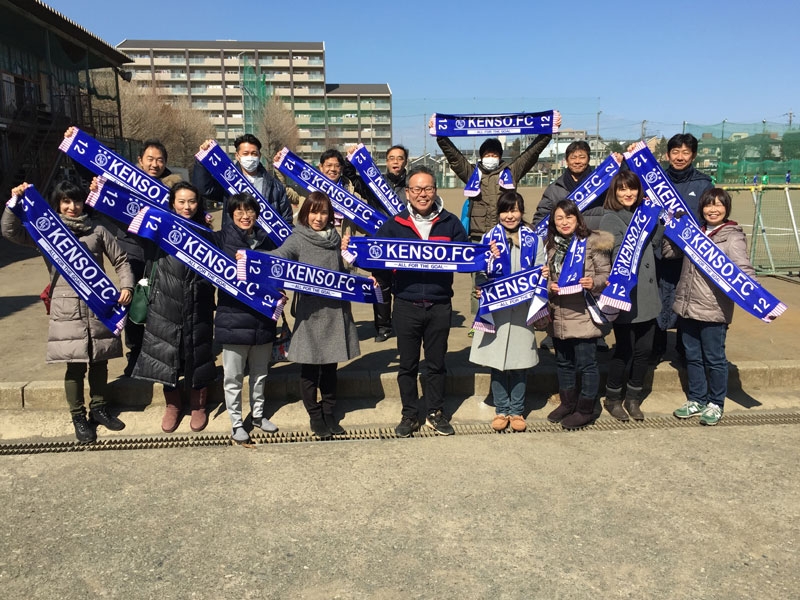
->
xmin=2 ymin=187 xmax=799 ymax=599
xmin=1 ymin=426 xmax=798 ymax=599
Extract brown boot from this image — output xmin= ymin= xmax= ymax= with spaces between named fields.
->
xmin=161 ymin=388 xmax=183 ymax=433
xmin=624 ymin=385 xmax=645 ymax=421
xmin=603 ymin=387 xmax=629 ymax=421
xmin=189 ymin=388 xmax=208 ymax=432
xmin=561 ymin=394 xmax=598 ymax=430
xmin=547 ymin=388 xmax=578 ymax=423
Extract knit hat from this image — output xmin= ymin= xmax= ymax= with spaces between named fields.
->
xmin=479 ymin=138 xmax=503 ymax=158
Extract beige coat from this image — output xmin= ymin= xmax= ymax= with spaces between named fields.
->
xmin=663 ymin=221 xmax=756 ymax=324
xmin=546 ymin=230 xmax=614 ymax=340
xmin=2 ymin=209 xmax=134 ymax=363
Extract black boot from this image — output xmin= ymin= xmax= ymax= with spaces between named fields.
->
xmin=603 ymin=387 xmax=629 ymax=421
xmin=323 ymin=413 xmax=345 ymax=435
xmin=72 ymin=413 xmax=97 ymax=444
xmin=547 ymin=388 xmax=578 ymax=423
xmin=624 ymin=385 xmax=645 ymax=421
xmin=561 ymin=394 xmax=597 ymax=430
xmin=310 ymin=417 xmax=332 ymax=440
xmin=89 ymin=405 xmax=125 ymax=431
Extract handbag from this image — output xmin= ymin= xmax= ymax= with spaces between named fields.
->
xmin=128 ymin=261 xmax=158 ymax=325
xmin=40 ymin=270 xmax=59 ymax=315
xmin=270 ymin=316 xmax=292 ymax=364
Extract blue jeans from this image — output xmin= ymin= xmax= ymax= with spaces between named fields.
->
xmin=680 ymin=318 xmax=728 ymax=407
xmin=553 ymin=337 xmax=599 ymax=399
xmin=490 ymin=368 xmax=527 ymax=416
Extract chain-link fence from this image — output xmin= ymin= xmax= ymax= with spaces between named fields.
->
xmin=749 ymin=187 xmax=800 ymax=275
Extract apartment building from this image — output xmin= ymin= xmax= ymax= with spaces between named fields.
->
xmin=116 ymin=40 xmax=392 ymax=164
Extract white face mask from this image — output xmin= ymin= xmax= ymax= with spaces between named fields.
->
xmin=482 ymin=157 xmax=500 ymax=170
xmin=239 ymin=155 xmax=260 ymax=173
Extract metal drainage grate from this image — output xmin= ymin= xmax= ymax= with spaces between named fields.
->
xmin=1 ymin=412 xmax=799 ymax=455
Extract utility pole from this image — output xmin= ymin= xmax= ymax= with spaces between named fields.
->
xmin=641 ymin=120 xmax=647 ymax=140
xmin=596 ymin=110 xmax=602 ymax=162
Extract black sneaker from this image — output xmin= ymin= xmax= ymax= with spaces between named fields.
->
xmin=395 ymin=416 xmax=420 ymax=438
xmin=426 ymin=410 xmax=454 ymax=436
xmin=72 ymin=414 xmax=97 ymax=444
xmin=89 ymin=406 xmax=126 ymax=431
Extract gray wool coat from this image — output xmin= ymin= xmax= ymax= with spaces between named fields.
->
xmin=599 ymin=208 xmax=661 ymax=325
xmin=2 ymin=209 xmax=134 ymax=363
xmin=270 ymin=224 xmax=360 ymax=364
xmin=469 ymin=236 xmax=547 ymax=371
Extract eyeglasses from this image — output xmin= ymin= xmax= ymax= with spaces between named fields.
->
xmin=407 ymin=186 xmax=436 ymax=195
xmin=234 ymin=208 xmax=257 ymax=216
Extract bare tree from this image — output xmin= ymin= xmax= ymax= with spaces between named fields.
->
xmin=89 ymin=71 xmax=215 ymax=169
xmin=259 ymin=95 xmax=299 ymax=156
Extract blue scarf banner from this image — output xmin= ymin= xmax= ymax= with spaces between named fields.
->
xmin=342 ymin=237 xmax=491 ymax=272
xmin=273 ymin=148 xmax=385 ymax=235
xmin=59 ymin=128 xmax=170 ymax=208
xmin=86 ymin=176 xmax=209 ymax=234
xmin=235 ymin=249 xmax=381 ymax=304
xmin=599 ymin=198 xmax=662 ymax=312
xmin=662 ymin=213 xmax=786 ymax=322
xmin=430 ymin=111 xmax=560 ymax=137
xmin=625 ymin=142 xmax=698 ymax=225
xmin=556 ymin=236 xmax=587 ymax=295
xmin=534 ymin=154 xmax=621 ymax=236
xmin=195 ymin=141 xmax=291 ymax=246
xmin=463 ymin=166 xmax=514 ymax=197
xmin=346 ymin=144 xmax=404 ymax=216
xmin=128 ymin=205 xmax=285 ymax=321
xmin=7 ymin=187 xmax=128 ymax=335
xmin=483 ymin=224 xmax=540 ymax=278
xmin=473 ymin=266 xmax=549 ymax=334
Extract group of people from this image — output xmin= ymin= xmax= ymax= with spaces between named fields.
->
xmin=2 ymin=123 xmax=755 ymax=444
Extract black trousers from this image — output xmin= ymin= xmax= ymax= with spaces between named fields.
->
xmin=300 ymin=363 xmax=337 ymax=418
xmin=393 ymin=298 xmax=451 ymax=419
xmin=372 ymin=275 xmax=392 ymax=333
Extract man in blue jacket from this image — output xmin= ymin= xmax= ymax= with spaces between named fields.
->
xmin=193 ymin=134 xmax=293 ymax=229
xmin=374 ymin=166 xmax=468 ymax=437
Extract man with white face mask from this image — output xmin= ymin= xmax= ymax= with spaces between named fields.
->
xmin=434 ymin=114 xmax=558 ymax=316
xmin=193 ymin=133 xmax=292 ymax=229
xmin=434 ymin=114 xmax=559 ymax=242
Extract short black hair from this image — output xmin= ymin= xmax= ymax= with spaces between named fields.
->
xmin=479 ymin=138 xmax=503 ymax=158
xmin=227 ymin=193 xmax=260 ymax=218
xmin=565 ymin=141 xmax=591 ymax=158
xmin=386 ymin=145 xmax=409 ymax=160
xmin=699 ymin=187 xmax=732 ymax=223
xmin=139 ymin=139 xmax=168 ymax=163
xmin=496 ymin=190 xmax=525 ymax=217
xmin=667 ymin=133 xmax=699 ymax=154
xmin=319 ymin=149 xmax=344 ymax=167
xmin=405 ymin=165 xmax=436 ymax=185
xmin=49 ymin=181 xmax=86 ymax=213
xmin=234 ymin=134 xmax=262 ymax=152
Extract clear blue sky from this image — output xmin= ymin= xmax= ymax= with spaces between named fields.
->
xmin=47 ymin=0 xmax=800 ymax=154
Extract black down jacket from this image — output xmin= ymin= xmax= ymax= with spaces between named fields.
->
xmin=213 ymin=221 xmax=278 ymax=346
xmin=132 ymin=250 xmax=217 ymax=388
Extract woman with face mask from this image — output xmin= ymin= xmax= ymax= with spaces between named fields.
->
xmin=131 ymin=182 xmax=217 ymax=433
xmin=3 ymin=181 xmax=134 ymax=444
